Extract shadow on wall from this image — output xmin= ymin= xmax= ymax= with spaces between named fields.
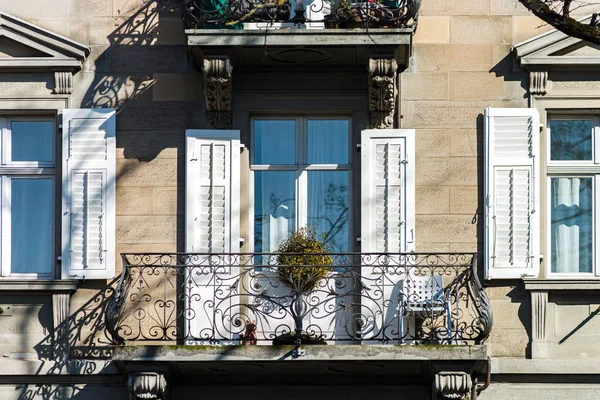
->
xmin=16 ymin=281 xmax=119 ymax=400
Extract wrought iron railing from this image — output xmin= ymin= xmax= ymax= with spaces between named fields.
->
xmin=106 ymin=252 xmax=492 ymax=346
xmin=183 ymin=0 xmax=421 ymax=29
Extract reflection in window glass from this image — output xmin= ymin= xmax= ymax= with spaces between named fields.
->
xmin=307 ymin=171 xmax=349 ymax=252
xmin=551 ymin=177 xmax=593 ymax=273
xmin=307 ymin=120 xmax=349 ymax=164
xmin=12 ymin=121 xmax=53 ymax=162
xmin=550 ymin=120 xmax=592 ymax=161
xmin=11 ymin=179 xmax=53 ymax=274
xmin=254 ymin=120 xmax=296 ymax=164
xmin=254 ymin=171 xmax=296 ymax=254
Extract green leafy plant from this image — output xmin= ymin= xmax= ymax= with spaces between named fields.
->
xmin=276 ymin=227 xmax=333 ymax=292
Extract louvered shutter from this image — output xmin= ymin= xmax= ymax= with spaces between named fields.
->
xmin=361 ymin=129 xmax=415 ymax=253
xmin=62 ymin=109 xmax=116 ymax=279
xmin=185 ymin=130 xmax=240 ymax=253
xmin=484 ymin=108 xmax=540 ymax=279
xmin=185 ymin=130 xmax=241 ymax=344
xmin=359 ymin=129 xmax=415 ymax=341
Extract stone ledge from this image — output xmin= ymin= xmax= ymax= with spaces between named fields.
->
xmin=0 ymin=279 xmax=78 ymax=292
xmin=186 ymin=28 xmax=413 ymax=47
xmin=524 ymin=279 xmax=600 ymax=291
xmin=113 ymin=344 xmax=487 ymax=362
xmin=492 ymin=358 xmax=600 ymax=375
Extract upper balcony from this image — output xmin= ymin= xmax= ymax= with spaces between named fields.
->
xmin=106 ymin=252 xmax=492 ymax=346
xmin=183 ymin=0 xmax=418 ymax=70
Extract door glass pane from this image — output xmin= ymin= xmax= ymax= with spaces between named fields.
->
xmin=307 ymin=120 xmax=349 ymax=164
xmin=11 ymin=121 xmax=53 ymax=162
xmin=307 ymin=171 xmax=349 ymax=252
xmin=254 ymin=171 xmax=296 ymax=254
xmin=550 ymin=120 xmax=592 ymax=161
xmin=253 ymin=120 xmax=296 ymax=164
xmin=11 ymin=178 xmax=53 ymax=274
xmin=550 ymin=177 xmax=593 ymax=273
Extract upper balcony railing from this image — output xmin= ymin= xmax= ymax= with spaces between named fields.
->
xmin=183 ymin=0 xmax=421 ymax=30
xmin=106 ymin=252 xmax=492 ymax=346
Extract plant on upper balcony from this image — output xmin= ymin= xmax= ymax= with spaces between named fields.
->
xmin=184 ymin=0 xmax=291 ymax=28
xmin=324 ymin=0 xmax=420 ymax=29
xmin=276 ymin=227 xmax=332 ymax=293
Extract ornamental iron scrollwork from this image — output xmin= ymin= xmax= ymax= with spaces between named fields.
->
xmin=183 ymin=0 xmax=420 ymax=30
xmin=106 ymin=252 xmax=493 ymax=345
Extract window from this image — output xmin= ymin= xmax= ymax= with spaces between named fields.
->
xmin=251 ymin=117 xmax=351 ymax=253
xmin=0 ymin=117 xmax=56 ymax=278
xmin=547 ymin=116 xmax=599 ymax=276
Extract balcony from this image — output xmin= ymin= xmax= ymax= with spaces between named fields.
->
xmin=106 ymin=252 xmax=492 ymax=346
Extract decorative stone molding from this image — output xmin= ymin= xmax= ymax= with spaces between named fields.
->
xmin=368 ymin=58 xmax=397 ymax=129
xmin=202 ymin=57 xmax=233 ymax=129
xmin=54 ymin=71 xmax=74 ymax=95
xmin=531 ymin=290 xmax=549 ymax=359
xmin=433 ymin=371 xmax=472 ymax=400
xmin=128 ymin=372 xmax=168 ymax=400
xmin=529 ymin=71 xmax=548 ymax=96
xmin=52 ymin=293 xmax=71 ymax=357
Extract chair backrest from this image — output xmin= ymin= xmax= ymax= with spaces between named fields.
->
xmin=404 ymin=274 xmax=444 ymax=308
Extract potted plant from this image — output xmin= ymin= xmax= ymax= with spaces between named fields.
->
xmin=324 ymin=0 xmax=415 ymax=29
xmin=276 ymin=227 xmax=332 ymax=292
xmin=272 ymin=227 xmax=332 ymax=344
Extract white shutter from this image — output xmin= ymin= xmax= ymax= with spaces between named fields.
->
xmin=484 ymin=108 xmax=540 ymax=279
xmin=62 ymin=109 xmax=116 ymax=280
xmin=185 ymin=130 xmax=241 ymax=344
xmin=185 ymin=130 xmax=241 ymax=253
xmin=361 ymin=129 xmax=415 ymax=253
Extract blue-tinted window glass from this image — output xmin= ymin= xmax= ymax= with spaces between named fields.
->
xmin=307 ymin=120 xmax=349 ymax=164
xmin=550 ymin=120 xmax=592 ymax=161
xmin=307 ymin=171 xmax=349 ymax=252
xmin=551 ymin=177 xmax=593 ymax=273
xmin=11 ymin=121 xmax=53 ymax=162
xmin=254 ymin=171 xmax=296 ymax=254
xmin=11 ymin=179 xmax=53 ymax=274
xmin=254 ymin=120 xmax=296 ymax=164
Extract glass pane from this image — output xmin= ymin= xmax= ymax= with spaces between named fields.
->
xmin=11 ymin=179 xmax=53 ymax=274
xmin=254 ymin=171 xmax=296 ymax=254
xmin=307 ymin=171 xmax=349 ymax=252
xmin=308 ymin=120 xmax=349 ymax=164
xmin=11 ymin=121 xmax=53 ymax=162
xmin=550 ymin=120 xmax=592 ymax=161
xmin=551 ymin=177 xmax=593 ymax=273
xmin=253 ymin=120 xmax=296 ymax=164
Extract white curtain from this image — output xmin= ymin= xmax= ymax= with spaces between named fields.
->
xmin=551 ymin=178 xmax=593 ymax=273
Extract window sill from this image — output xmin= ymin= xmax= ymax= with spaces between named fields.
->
xmin=523 ymin=278 xmax=600 ymax=291
xmin=0 ymin=279 xmax=78 ymax=292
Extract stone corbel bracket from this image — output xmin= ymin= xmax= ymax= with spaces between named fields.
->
xmin=54 ymin=71 xmax=74 ymax=95
xmin=433 ymin=371 xmax=473 ymax=400
xmin=203 ymin=57 xmax=233 ymax=129
xmin=368 ymin=58 xmax=398 ymax=129
xmin=128 ymin=371 xmax=168 ymax=400
xmin=529 ymin=71 xmax=548 ymax=96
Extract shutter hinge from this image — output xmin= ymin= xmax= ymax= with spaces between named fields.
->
xmin=239 ymin=237 xmax=245 ymax=246
xmin=356 ymin=237 xmax=361 ymax=242
xmin=356 ymin=144 xmax=361 ymax=151
xmin=239 ymin=143 xmax=246 ymax=153
xmin=58 ymin=124 xmax=63 ymax=130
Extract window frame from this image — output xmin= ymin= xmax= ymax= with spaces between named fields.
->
xmin=249 ymin=115 xmax=353 ymax=253
xmin=546 ymin=114 xmax=600 ymax=278
xmin=1 ymin=116 xmax=56 ymax=168
xmin=0 ymin=116 xmax=57 ymax=279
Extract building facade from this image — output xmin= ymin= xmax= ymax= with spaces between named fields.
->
xmin=0 ymin=0 xmax=599 ymax=399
